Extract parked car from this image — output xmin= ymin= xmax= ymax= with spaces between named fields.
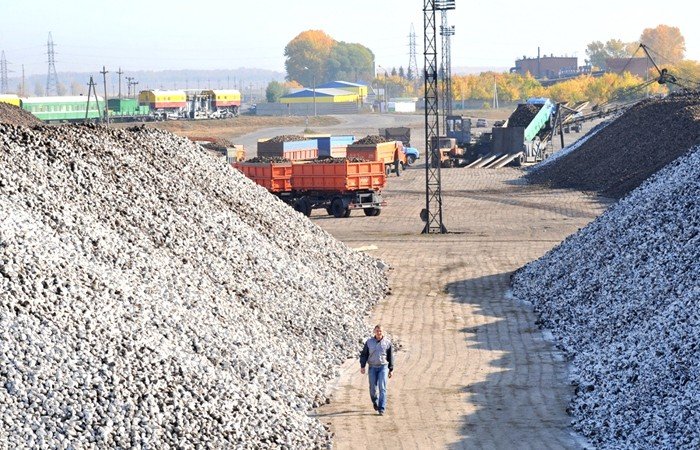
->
xmin=403 ymin=146 xmax=420 ymax=165
xmin=476 ymin=118 xmax=488 ymax=128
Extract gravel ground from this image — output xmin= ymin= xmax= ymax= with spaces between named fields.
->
xmin=0 ymin=122 xmax=387 ymax=448
xmin=512 ymin=144 xmax=700 ymax=449
xmin=527 ymin=91 xmax=700 ymax=198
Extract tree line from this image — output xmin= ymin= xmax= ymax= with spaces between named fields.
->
xmin=268 ymin=25 xmax=698 ymax=105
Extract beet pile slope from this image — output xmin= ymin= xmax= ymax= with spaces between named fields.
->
xmin=0 ymin=123 xmax=387 ymax=448
xmin=512 ymin=145 xmax=700 ymax=449
xmin=527 ymin=91 xmax=700 ymax=198
xmin=0 ymin=102 xmax=42 ymax=127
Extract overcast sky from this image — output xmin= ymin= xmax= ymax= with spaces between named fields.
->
xmin=0 ymin=0 xmax=697 ymax=76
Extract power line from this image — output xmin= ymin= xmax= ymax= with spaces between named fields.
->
xmin=408 ymin=24 xmax=419 ymax=81
xmin=0 ymin=51 xmax=9 ymax=94
xmin=46 ymin=32 xmax=60 ymax=96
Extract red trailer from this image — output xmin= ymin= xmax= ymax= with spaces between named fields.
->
xmin=233 ymin=159 xmax=386 ymax=218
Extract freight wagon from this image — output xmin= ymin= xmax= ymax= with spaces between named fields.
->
xmin=234 ymin=159 xmax=386 ymax=218
xmin=138 ymin=90 xmax=187 ymax=119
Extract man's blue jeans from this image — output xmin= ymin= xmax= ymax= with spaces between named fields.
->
xmin=368 ymin=365 xmax=389 ymax=412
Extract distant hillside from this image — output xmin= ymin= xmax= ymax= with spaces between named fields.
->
xmin=6 ymin=68 xmax=285 ymax=101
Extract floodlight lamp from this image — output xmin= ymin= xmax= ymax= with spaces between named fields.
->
xmin=435 ymin=0 xmax=456 ymax=11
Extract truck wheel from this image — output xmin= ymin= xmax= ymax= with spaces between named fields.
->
xmin=294 ymin=198 xmax=312 ymax=217
xmin=373 ymin=208 xmax=381 ymax=216
xmin=364 ymin=208 xmax=381 ymax=216
xmin=343 ymin=209 xmax=351 ymax=218
xmin=331 ymin=198 xmax=346 ymax=218
xmin=385 ymin=165 xmax=391 ymax=176
xmin=406 ymin=155 xmax=416 ymax=165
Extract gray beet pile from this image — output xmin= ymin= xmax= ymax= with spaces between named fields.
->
xmin=0 ymin=123 xmax=387 ymax=448
xmin=512 ymin=145 xmax=700 ymax=448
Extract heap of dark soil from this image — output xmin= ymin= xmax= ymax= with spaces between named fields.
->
xmin=0 ymin=102 xmax=42 ymax=127
xmin=245 ymin=156 xmax=290 ymax=163
xmin=267 ymin=134 xmax=307 ymax=143
xmin=307 ymin=157 xmax=367 ymax=164
xmin=354 ymin=135 xmax=387 ymax=145
xmin=528 ymin=91 xmax=700 ymax=198
xmin=507 ymin=104 xmax=541 ymax=127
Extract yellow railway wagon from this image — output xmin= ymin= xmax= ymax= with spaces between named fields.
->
xmin=138 ymin=90 xmax=187 ymax=109
xmin=0 ymin=94 xmax=21 ymax=107
xmin=203 ymin=89 xmax=241 ymax=107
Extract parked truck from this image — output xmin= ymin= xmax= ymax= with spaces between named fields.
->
xmin=346 ymin=141 xmax=406 ymax=176
xmin=379 ymin=127 xmax=419 ymax=164
xmin=233 ymin=159 xmax=386 ymax=218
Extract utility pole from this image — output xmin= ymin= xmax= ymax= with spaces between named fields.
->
xmin=100 ymin=66 xmax=109 ymax=124
xmin=130 ymin=80 xmax=139 ymax=99
xmin=126 ymin=76 xmax=134 ymax=97
xmin=313 ymin=73 xmax=317 ymax=117
xmin=86 ymin=76 xmax=101 ymax=120
xmin=117 ymin=67 xmax=123 ymax=99
xmin=46 ymin=32 xmax=60 ymax=96
xmin=492 ymin=75 xmax=499 ymax=109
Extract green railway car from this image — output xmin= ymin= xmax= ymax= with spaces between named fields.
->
xmin=21 ymin=96 xmax=103 ymax=122
xmin=108 ymin=98 xmax=150 ymax=117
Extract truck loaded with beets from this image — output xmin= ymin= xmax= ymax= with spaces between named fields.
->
xmin=234 ymin=157 xmax=386 ymax=218
xmin=346 ymin=136 xmax=406 ymax=176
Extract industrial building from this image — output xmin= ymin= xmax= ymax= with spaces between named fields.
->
xmin=279 ymin=88 xmax=359 ymax=104
xmin=605 ymin=57 xmax=652 ymax=78
xmin=511 ymin=54 xmax=578 ymax=79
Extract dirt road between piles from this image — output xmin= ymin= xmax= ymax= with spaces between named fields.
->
xmin=313 ymin=166 xmax=611 ymax=449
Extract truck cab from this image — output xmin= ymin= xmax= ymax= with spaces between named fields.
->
xmin=446 ymin=115 xmax=472 ymax=147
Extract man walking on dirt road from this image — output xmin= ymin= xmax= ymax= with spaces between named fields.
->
xmin=360 ymin=324 xmax=394 ymax=415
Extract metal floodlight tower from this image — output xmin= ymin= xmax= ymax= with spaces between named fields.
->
xmin=46 ymin=32 xmax=60 ymax=96
xmin=422 ymin=0 xmax=454 ymax=234
xmin=440 ymin=21 xmax=455 ymax=126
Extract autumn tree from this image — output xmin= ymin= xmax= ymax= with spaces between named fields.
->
xmin=284 ymin=30 xmax=335 ymax=86
xmin=285 ymin=31 xmax=375 ymax=86
xmin=265 ymin=81 xmax=286 ymax=103
xmin=640 ymin=24 xmax=685 ymax=64
xmin=586 ymin=39 xmax=635 ymax=69
xmin=666 ymin=60 xmax=700 ymax=92
xmin=325 ymin=42 xmax=374 ymax=83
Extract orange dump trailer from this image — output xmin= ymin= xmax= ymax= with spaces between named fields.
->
xmin=345 ymin=141 xmax=406 ymax=176
xmin=233 ymin=159 xmax=385 ymax=218
xmin=291 ymin=160 xmax=386 ymax=192
xmin=233 ymin=162 xmax=292 ymax=193
xmin=289 ymin=160 xmax=385 ymax=217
